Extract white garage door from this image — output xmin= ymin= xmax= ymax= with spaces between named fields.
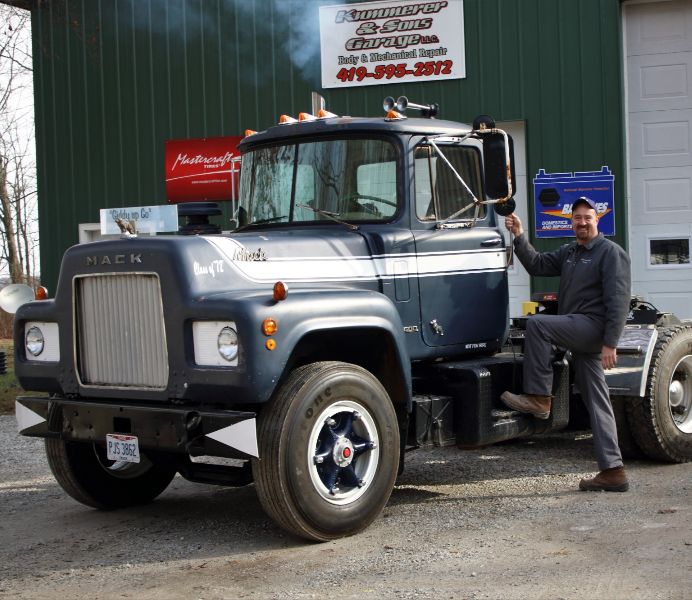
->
xmin=625 ymin=0 xmax=692 ymax=319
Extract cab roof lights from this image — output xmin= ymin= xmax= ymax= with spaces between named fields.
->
xmin=384 ymin=109 xmax=406 ymax=121
xmin=317 ymin=109 xmax=338 ymax=119
xmin=298 ymin=112 xmax=317 ymax=122
xmin=278 ymin=114 xmax=298 ymax=125
xmin=244 ymin=129 xmax=258 ymax=137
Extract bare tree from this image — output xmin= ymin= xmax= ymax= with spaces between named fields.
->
xmin=0 ymin=5 xmax=37 ymax=284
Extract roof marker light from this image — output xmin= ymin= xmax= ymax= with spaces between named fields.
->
xmin=244 ymin=129 xmax=257 ymax=137
xmin=299 ymin=112 xmax=317 ymax=122
xmin=317 ymin=109 xmax=338 ymax=119
xmin=279 ymin=114 xmax=298 ymax=125
xmin=385 ymin=109 xmax=406 ymax=121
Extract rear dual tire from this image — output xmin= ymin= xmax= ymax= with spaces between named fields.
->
xmin=622 ymin=325 xmax=692 ymax=463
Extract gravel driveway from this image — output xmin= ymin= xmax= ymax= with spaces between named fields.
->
xmin=0 ymin=414 xmax=690 ymax=599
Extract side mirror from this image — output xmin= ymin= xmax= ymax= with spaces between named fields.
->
xmin=0 ymin=284 xmax=35 ymax=314
xmin=482 ymin=132 xmax=516 ymax=201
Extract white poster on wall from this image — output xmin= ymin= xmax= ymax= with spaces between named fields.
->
xmin=319 ymin=0 xmax=465 ymax=89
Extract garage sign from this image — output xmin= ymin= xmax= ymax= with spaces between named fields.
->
xmin=319 ymin=0 xmax=465 ymax=88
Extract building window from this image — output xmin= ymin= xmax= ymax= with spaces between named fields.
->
xmin=649 ymin=238 xmax=690 ymax=266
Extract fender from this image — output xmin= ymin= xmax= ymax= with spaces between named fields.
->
xmin=606 ymin=325 xmax=658 ymax=397
xmin=208 ymin=287 xmax=413 ymax=408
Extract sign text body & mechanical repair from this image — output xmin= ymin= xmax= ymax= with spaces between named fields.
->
xmin=319 ymin=0 xmax=465 ymax=88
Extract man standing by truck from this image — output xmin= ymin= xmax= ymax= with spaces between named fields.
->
xmin=501 ymin=196 xmax=632 ymax=492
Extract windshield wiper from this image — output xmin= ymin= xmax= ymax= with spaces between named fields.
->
xmin=296 ymin=204 xmax=359 ymax=231
xmin=234 ymin=215 xmax=287 ymax=232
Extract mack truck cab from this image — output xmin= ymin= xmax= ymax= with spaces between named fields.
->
xmin=12 ymin=99 xmax=692 ymax=541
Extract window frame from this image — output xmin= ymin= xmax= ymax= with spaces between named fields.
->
xmin=646 ymin=235 xmax=691 ymax=270
xmin=413 ymin=140 xmax=486 ymax=224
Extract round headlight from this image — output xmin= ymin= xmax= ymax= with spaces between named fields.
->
xmin=217 ymin=326 xmax=238 ymax=362
xmin=26 ymin=326 xmax=45 ymax=357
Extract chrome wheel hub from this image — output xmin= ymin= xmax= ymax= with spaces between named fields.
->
xmin=307 ymin=400 xmax=379 ymax=505
xmin=668 ymin=355 xmax=692 ymax=434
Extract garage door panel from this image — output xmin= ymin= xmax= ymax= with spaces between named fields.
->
xmin=635 ymin=290 xmax=692 ymax=319
xmin=626 ymin=1 xmax=692 ymax=56
xmin=629 ymin=166 xmax=692 ymax=224
xmin=628 ymin=109 xmax=692 ymax=169
xmin=626 ymin=0 xmax=692 ymax=321
xmin=627 ymin=51 xmax=692 ymax=112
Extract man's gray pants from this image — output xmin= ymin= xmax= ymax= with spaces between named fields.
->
xmin=523 ymin=313 xmax=623 ymax=470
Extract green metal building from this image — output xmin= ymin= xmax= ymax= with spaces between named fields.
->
xmin=8 ymin=0 xmax=692 ymax=318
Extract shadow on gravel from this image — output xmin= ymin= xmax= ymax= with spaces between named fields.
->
xmin=395 ymin=431 xmax=600 ymax=487
xmin=0 ymin=478 xmax=309 ymax=581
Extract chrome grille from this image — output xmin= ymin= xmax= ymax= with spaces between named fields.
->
xmin=75 ymin=274 xmax=168 ymax=389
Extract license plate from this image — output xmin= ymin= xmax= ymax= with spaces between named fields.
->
xmin=106 ymin=433 xmax=140 ymax=463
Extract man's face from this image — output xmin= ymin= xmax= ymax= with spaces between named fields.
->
xmin=571 ymin=204 xmax=599 ymax=243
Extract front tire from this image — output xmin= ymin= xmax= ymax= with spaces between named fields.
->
xmin=252 ymin=361 xmax=400 ymax=541
xmin=46 ymin=439 xmax=177 ymax=508
xmin=626 ymin=325 xmax=692 ymax=462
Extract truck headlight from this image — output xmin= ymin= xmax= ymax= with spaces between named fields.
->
xmin=24 ymin=322 xmax=60 ymax=362
xmin=217 ymin=326 xmax=239 ymax=362
xmin=193 ymin=321 xmax=239 ymax=366
xmin=26 ymin=326 xmax=44 ymax=356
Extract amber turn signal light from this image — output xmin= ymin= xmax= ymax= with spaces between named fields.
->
xmin=262 ymin=318 xmax=278 ymax=336
xmin=273 ymin=281 xmax=288 ymax=302
xmin=266 ymin=339 xmax=276 ymax=351
xmin=35 ymin=286 xmax=49 ymax=300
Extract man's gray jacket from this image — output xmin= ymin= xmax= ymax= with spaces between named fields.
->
xmin=514 ymin=233 xmax=632 ymax=348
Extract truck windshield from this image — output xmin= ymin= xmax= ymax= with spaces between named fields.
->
xmin=239 ymin=139 xmax=398 ymax=225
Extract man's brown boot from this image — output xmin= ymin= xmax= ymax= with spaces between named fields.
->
xmin=579 ymin=467 xmax=629 ymax=492
xmin=500 ymin=391 xmax=552 ymax=420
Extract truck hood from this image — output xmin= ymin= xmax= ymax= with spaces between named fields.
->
xmin=58 ymin=228 xmax=389 ymax=299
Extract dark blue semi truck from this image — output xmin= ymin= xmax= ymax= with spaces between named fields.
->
xmin=12 ymin=101 xmax=692 ymax=541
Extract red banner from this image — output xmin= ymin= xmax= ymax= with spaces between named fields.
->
xmin=165 ymin=136 xmax=242 ymax=203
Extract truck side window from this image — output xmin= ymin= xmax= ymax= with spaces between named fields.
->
xmin=414 ymin=145 xmax=484 ymax=221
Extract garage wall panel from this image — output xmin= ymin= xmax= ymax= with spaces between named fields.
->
xmin=31 ymin=0 xmax=627 ymax=293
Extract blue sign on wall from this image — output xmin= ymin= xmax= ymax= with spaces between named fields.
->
xmin=533 ymin=166 xmax=615 ymax=238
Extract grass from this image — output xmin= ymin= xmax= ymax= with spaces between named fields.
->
xmin=0 ymin=340 xmax=23 ymax=415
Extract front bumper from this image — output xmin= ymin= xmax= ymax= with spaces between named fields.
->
xmin=16 ymin=396 xmax=258 ymax=459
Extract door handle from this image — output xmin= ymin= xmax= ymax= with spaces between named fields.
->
xmin=481 ymin=237 xmax=503 ymax=247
